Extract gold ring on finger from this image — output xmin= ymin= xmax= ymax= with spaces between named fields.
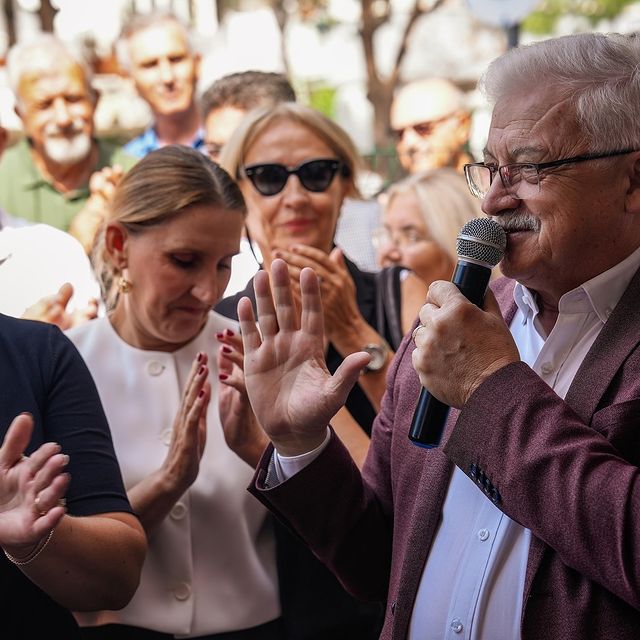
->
xmin=33 ymin=496 xmax=47 ymax=517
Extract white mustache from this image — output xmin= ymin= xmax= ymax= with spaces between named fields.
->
xmin=491 ymin=213 xmax=541 ymax=233
xmin=44 ymin=118 xmax=85 ymax=137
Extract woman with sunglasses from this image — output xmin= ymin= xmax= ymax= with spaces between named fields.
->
xmin=217 ymin=103 xmax=415 ymax=459
xmin=215 ymin=102 xmax=414 ymax=640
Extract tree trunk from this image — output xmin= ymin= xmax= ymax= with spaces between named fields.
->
xmin=38 ymin=0 xmax=58 ymax=32
xmin=3 ymin=0 xmax=15 ymax=49
xmin=360 ymin=0 xmax=446 ymax=149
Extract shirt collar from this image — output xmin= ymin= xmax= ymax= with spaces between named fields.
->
xmin=138 ymin=126 xmax=206 ymax=154
xmin=513 ymin=245 xmax=640 ymax=325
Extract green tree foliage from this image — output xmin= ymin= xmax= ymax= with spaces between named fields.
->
xmin=523 ymin=0 xmax=637 ymax=33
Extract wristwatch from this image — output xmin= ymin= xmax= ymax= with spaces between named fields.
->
xmin=362 ymin=341 xmax=389 ymax=374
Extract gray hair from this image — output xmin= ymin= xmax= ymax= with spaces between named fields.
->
xmin=116 ymin=10 xmax=196 ymax=72
xmin=7 ymin=34 xmax=94 ymax=101
xmin=481 ymin=32 xmax=640 ymax=151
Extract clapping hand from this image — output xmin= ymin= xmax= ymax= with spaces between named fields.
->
xmin=274 ymin=245 xmax=362 ymax=349
xmin=238 ymin=259 xmax=370 ymax=457
xmin=161 ymin=353 xmax=211 ymax=492
xmin=217 ymin=329 xmax=269 ymax=467
xmin=0 ymin=413 xmax=69 ymax=554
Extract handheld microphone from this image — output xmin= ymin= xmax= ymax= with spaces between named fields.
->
xmin=408 ymin=218 xmax=507 ymax=448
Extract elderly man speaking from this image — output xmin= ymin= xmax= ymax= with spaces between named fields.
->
xmin=234 ymin=32 xmax=640 ymax=640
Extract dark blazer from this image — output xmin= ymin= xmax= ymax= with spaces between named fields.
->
xmin=251 ymin=272 xmax=640 ymax=640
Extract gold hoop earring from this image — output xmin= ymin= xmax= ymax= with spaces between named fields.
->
xmin=117 ymin=275 xmax=132 ymax=294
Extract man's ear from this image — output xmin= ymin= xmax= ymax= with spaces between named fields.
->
xmin=624 ymin=152 xmax=640 ymax=215
xmin=105 ymin=222 xmax=129 ymax=270
xmin=454 ymin=111 xmax=472 ymax=146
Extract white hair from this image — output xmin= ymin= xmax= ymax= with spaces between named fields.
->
xmin=7 ymin=33 xmax=93 ymax=101
xmin=481 ymin=32 xmax=640 ymax=151
xmin=115 ymin=10 xmax=197 ymax=72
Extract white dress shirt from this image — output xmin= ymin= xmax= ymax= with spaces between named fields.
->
xmin=69 ymin=313 xmax=280 ymax=637
xmin=0 ymin=211 xmax=99 ymax=317
xmin=274 ymin=246 xmax=640 ymax=640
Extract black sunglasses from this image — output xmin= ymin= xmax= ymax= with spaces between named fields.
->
xmin=241 ymin=158 xmax=349 ymax=196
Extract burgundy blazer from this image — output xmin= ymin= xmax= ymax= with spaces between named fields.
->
xmin=250 ymin=272 xmax=640 ymax=639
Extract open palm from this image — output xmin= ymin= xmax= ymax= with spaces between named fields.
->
xmin=239 ymin=260 xmax=370 ymax=457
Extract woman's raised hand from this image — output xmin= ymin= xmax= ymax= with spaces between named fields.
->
xmin=238 ymin=259 xmax=370 ymax=457
xmin=0 ymin=413 xmax=69 ymax=554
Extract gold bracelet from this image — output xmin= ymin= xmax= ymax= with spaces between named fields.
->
xmin=3 ymin=529 xmax=54 ymax=566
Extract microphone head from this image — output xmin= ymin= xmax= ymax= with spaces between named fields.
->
xmin=456 ymin=218 xmax=506 ymax=267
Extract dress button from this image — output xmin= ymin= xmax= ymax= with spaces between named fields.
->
xmin=147 ymin=361 xmax=165 ymax=376
xmin=450 ymin=618 xmax=464 ymax=634
xmin=540 ymin=362 xmax=554 ymax=375
xmin=173 ymin=582 xmax=191 ymax=601
xmin=477 ymin=528 xmax=490 ymax=542
xmin=171 ymin=502 xmax=187 ymax=520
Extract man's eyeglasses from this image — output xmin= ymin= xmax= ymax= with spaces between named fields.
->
xmin=371 ymin=226 xmax=426 ymax=251
xmin=464 ymin=148 xmax=638 ymax=200
xmin=240 ymin=158 xmax=348 ymax=196
xmin=391 ymin=112 xmax=456 ymax=140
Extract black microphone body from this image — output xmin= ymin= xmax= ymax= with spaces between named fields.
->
xmin=408 ymin=218 xmax=506 ymax=449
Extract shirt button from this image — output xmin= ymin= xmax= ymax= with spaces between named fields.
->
xmin=161 ymin=429 xmax=172 ymax=446
xmin=450 ymin=618 xmax=464 ymax=634
xmin=171 ymin=502 xmax=187 ymax=520
xmin=477 ymin=528 xmax=490 ymax=542
xmin=173 ymin=582 xmax=191 ymax=601
xmin=147 ymin=361 xmax=165 ymax=376
xmin=540 ymin=362 xmax=554 ymax=375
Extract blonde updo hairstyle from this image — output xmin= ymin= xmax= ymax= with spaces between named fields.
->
xmin=93 ymin=145 xmax=246 ymax=309
xmin=219 ymin=102 xmax=363 ymax=200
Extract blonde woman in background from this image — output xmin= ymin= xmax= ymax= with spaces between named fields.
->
xmin=374 ymin=168 xmax=484 ymax=329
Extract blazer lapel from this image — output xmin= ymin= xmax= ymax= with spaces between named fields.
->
xmin=524 ymin=266 xmax=640 ymax=607
xmin=565 ymin=265 xmax=640 ymax=422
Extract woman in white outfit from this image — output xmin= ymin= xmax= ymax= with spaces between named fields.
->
xmin=68 ymin=145 xmax=281 ymax=640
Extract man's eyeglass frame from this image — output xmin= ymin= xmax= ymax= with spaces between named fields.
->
xmin=464 ymin=148 xmax=638 ymax=200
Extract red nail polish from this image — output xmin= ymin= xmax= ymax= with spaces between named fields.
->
xmin=225 ymin=329 xmax=234 ymax=337
xmin=197 ymin=352 xmax=203 ymax=362
xmin=198 ymin=366 xmax=205 ymax=375
xmin=222 ymin=345 xmax=232 ymax=354
xmin=216 ymin=332 xmax=224 ymax=339
xmin=218 ymin=373 xmax=228 ymax=381
xmin=198 ymin=389 xmax=205 ymax=398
